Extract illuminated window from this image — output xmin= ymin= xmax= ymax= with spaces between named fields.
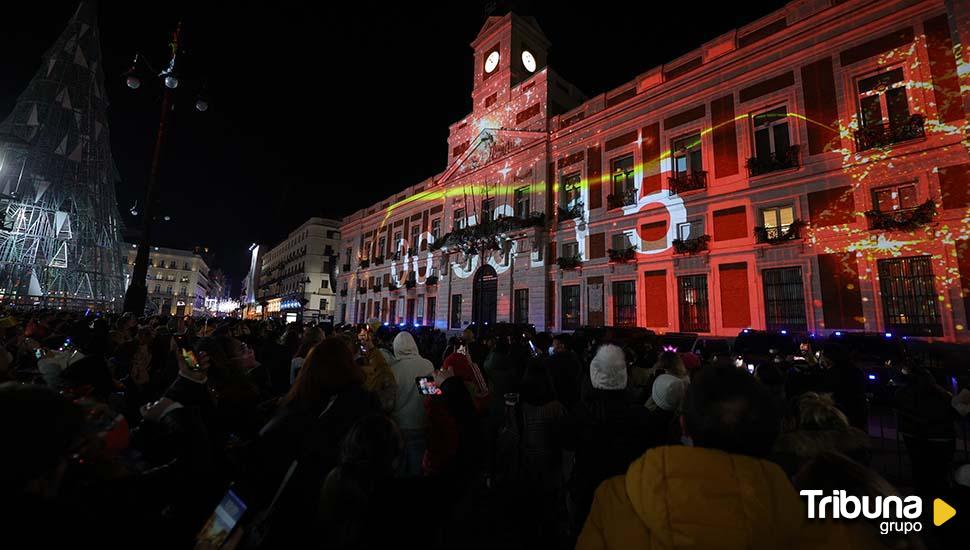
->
xmin=676 ymin=218 xmax=704 ymax=240
xmin=877 ymin=256 xmax=942 ymax=336
xmin=562 ymin=172 xmax=582 ymax=209
xmin=454 ymin=209 xmax=466 ymax=230
xmin=417 ymin=295 xmax=424 ymax=325
xmin=561 ymin=285 xmax=581 ymax=330
xmin=672 ymin=134 xmax=703 ymax=178
xmin=678 ymin=274 xmax=709 ymax=332
xmin=612 ymin=280 xmax=636 ymax=327
xmin=761 ymin=205 xmax=795 ymax=230
xmin=562 ymin=241 xmax=579 ymax=259
xmin=610 ymin=155 xmax=636 ymax=201
xmin=514 ymin=187 xmax=530 ymax=219
xmin=393 ymin=232 xmax=403 ymax=252
xmin=858 ymin=68 xmax=909 ymax=130
xmin=873 ymin=183 xmax=918 ymax=212
xmin=751 ymin=106 xmax=790 ymax=160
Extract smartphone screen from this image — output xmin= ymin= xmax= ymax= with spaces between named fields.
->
xmin=35 ymin=349 xmax=42 ymax=359
xmin=747 ymin=364 xmax=755 ymax=374
xmin=182 ymin=349 xmax=202 ymax=371
xmin=415 ymin=375 xmax=442 ymax=395
xmin=197 ymin=488 xmax=247 ymax=549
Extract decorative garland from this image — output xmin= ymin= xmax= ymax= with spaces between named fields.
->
xmin=430 ymin=212 xmax=545 ymax=255
xmin=607 ymin=246 xmax=637 ymax=263
xmin=557 ymin=255 xmax=582 ymax=270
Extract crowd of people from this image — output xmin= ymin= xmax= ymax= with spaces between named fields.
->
xmin=0 ymin=310 xmax=968 ymax=549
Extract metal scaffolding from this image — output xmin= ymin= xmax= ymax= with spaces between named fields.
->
xmin=0 ymin=2 xmax=124 ymax=310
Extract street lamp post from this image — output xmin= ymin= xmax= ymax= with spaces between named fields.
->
xmin=123 ymin=23 xmax=207 ymax=315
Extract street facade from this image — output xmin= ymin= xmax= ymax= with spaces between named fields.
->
xmin=336 ymin=0 xmax=970 ymax=341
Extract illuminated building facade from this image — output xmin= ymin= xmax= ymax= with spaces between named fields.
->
xmin=257 ymin=217 xmax=341 ymax=322
xmin=336 ymin=0 xmax=970 ymax=341
xmin=123 ymin=244 xmax=209 ymax=316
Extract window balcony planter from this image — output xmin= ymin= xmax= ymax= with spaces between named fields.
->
xmin=387 ymin=282 xmax=399 ymax=291
xmin=607 ymin=246 xmax=637 ymax=263
xmin=668 ymin=171 xmax=707 ymax=195
xmin=341 ymin=263 xmax=351 ymax=272
xmin=854 ymin=114 xmax=925 ymax=151
xmin=425 ymin=275 xmax=439 ymax=286
xmin=357 ymin=287 xmax=367 ymax=295
xmin=864 ymin=200 xmax=936 ymax=231
xmin=754 ymin=219 xmax=805 ymax=244
xmin=672 ymin=234 xmax=711 ymax=255
xmin=339 ymin=289 xmax=348 ymax=297
xmin=557 ymin=255 xmax=583 ymax=270
xmin=557 ymin=201 xmax=584 ymax=221
xmin=607 ymin=188 xmax=638 ymax=210
xmin=373 ymin=255 xmax=385 ymax=265
xmin=391 ymin=252 xmax=401 ymax=261
xmin=405 ymin=277 xmax=417 ymax=289
xmin=359 ymin=259 xmax=370 ymax=269
xmin=371 ymin=284 xmax=382 ymax=293
xmin=746 ymin=145 xmax=800 ymax=177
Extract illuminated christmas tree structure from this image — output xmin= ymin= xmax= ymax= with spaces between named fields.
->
xmin=0 ymin=2 xmax=124 ymax=309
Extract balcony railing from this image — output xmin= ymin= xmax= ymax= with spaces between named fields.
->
xmin=373 ymin=255 xmax=385 ymax=265
xmin=557 ymin=255 xmax=583 ymax=270
xmin=668 ymin=171 xmax=707 ymax=195
xmin=429 ymin=213 xmax=545 ymax=254
xmin=425 ymin=275 xmax=439 ymax=286
xmin=607 ymin=246 xmax=637 ymax=263
xmin=747 ymin=145 xmax=800 ymax=177
xmin=339 ymin=289 xmax=348 ymax=297
xmin=672 ymin=235 xmax=710 ymax=255
xmin=864 ymin=200 xmax=936 ymax=231
xmin=371 ymin=284 xmax=382 ymax=293
xmin=405 ymin=277 xmax=417 ymax=289
xmin=557 ymin=201 xmax=584 ymax=221
xmin=754 ymin=220 xmax=805 ymax=244
xmin=607 ymin=188 xmax=637 ymax=210
xmin=359 ymin=259 xmax=370 ymax=269
xmin=357 ymin=286 xmax=367 ymax=294
xmin=854 ymin=114 xmax=925 ymax=151
xmin=341 ymin=263 xmax=351 ymax=272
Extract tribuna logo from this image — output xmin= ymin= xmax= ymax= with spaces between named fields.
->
xmin=800 ymin=490 xmax=923 ymax=535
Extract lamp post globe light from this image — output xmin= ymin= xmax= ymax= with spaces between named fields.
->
xmin=122 ymin=22 xmax=209 ymax=315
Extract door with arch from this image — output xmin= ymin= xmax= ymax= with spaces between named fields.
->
xmin=472 ymin=264 xmax=498 ymax=327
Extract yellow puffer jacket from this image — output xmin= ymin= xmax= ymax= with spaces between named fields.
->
xmin=577 ymin=445 xmax=860 ymax=550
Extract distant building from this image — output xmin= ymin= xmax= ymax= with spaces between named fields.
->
xmin=123 ymin=243 xmax=209 ymax=316
xmin=257 ymin=217 xmax=340 ymax=322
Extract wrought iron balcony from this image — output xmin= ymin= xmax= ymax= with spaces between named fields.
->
xmin=359 ymin=259 xmax=370 ymax=269
xmin=607 ymin=246 xmax=637 ymax=263
xmin=557 ymin=255 xmax=583 ymax=270
xmin=356 ymin=286 xmax=367 ymax=294
xmin=425 ymin=275 xmax=439 ymax=286
xmin=341 ymin=263 xmax=351 ymax=272
xmin=672 ymin=235 xmax=710 ymax=255
xmin=747 ymin=145 xmax=800 ymax=177
xmin=428 ymin=213 xmax=545 ymax=254
xmin=668 ymin=171 xmax=707 ymax=195
xmin=864 ymin=200 xmax=936 ymax=231
xmin=373 ymin=255 xmax=385 ymax=265
xmin=557 ymin=201 xmax=584 ymax=221
xmin=854 ymin=114 xmax=925 ymax=151
xmin=339 ymin=289 xmax=348 ymax=297
xmin=754 ymin=220 xmax=805 ymax=244
xmin=371 ymin=284 xmax=382 ymax=293
xmin=607 ymin=188 xmax=638 ymax=210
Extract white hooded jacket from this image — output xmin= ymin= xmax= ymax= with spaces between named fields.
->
xmin=390 ymin=331 xmax=434 ymax=431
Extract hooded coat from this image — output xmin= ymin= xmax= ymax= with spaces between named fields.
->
xmin=390 ymin=332 xmax=434 ymax=431
xmin=577 ymin=445 xmax=839 ymax=550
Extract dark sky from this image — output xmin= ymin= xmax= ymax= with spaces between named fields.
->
xmin=0 ymin=0 xmax=788 ymax=290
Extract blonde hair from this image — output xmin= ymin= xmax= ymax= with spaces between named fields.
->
xmin=795 ymin=392 xmax=849 ymax=430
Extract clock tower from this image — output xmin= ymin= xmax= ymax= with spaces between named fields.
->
xmin=470 ymin=13 xmax=550 ymax=113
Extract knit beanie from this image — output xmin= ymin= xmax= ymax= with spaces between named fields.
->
xmin=590 ymin=344 xmax=628 ymax=390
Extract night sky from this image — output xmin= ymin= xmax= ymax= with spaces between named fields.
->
xmin=0 ymin=0 xmax=788 ymax=290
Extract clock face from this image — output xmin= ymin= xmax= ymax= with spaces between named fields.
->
xmin=522 ymin=50 xmax=537 ymax=73
xmin=484 ymin=51 xmax=500 ymax=73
